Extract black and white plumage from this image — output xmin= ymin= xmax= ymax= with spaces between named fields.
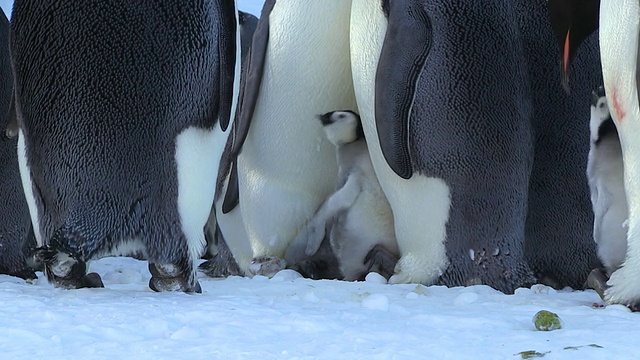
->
xmin=216 ymin=0 xmax=357 ymax=277
xmin=598 ymin=0 xmax=640 ymax=309
xmin=350 ymin=0 xmax=601 ymax=293
xmin=285 ymin=111 xmax=399 ymax=281
xmin=0 ymin=11 xmax=36 ymax=281
xmin=11 ymin=0 xmax=240 ymax=292
xmin=587 ymin=87 xmax=627 ymax=275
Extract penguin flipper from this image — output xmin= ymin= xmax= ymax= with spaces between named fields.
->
xmin=375 ymin=1 xmax=432 ymax=179
xmin=221 ymin=159 xmax=239 ymax=214
xmin=229 ymin=0 xmax=276 ymax=157
xmin=216 ymin=0 xmax=239 ymax=132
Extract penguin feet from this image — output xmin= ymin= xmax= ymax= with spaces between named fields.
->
xmin=35 ymin=246 xmax=104 ymax=289
xmin=603 ymin=265 xmax=640 ymax=312
xmin=249 ymin=256 xmax=286 ymax=277
xmin=148 ymin=263 xmax=201 ymax=293
xmin=364 ymin=244 xmax=399 ymax=280
xmin=466 ymin=249 xmax=535 ymax=294
xmin=288 ymin=259 xmax=341 ymax=280
xmin=199 ymin=254 xmax=242 ymax=278
xmin=587 ymin=267 xmax=609 ymax=301
xmin=389 ymin=253 xmax=445 ymax=285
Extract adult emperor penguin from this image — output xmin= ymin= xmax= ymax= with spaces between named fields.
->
xmin=11 ymin=0 xmax=241 ymax=292
xmin=598 ymin=0 xmax=640 ymax=308
xmin=350 ymin=0 xmax=535 ymax=293
xmin=220 ymin=0 xmax=357 ymax=276
xmin=587 ymin=87 xmax=628 ymax=275
xmin=0 ymin=11 xmax=36 ymax=281
xmin=285 ymin=110 xmax=399 ymax=281
xmin=350 ymin=0 xmax=601 ymax=293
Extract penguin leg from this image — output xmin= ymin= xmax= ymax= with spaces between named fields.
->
xmin=199 ymin=224 xmax=242 ymax=278
xmin=284 ymin=175 xmax=361 ymax=266
xmin=148 ymin=263 xmax=202 ymax=293
xmin=248 ymin=256 xmax=286 ymax=277
xmin=34 ymin=246 xmax=103 ymax=289
xmin=364 ymin=244 xmax=399 ymax=280
xmin=587 ymin=267 xmax=610 ymax=301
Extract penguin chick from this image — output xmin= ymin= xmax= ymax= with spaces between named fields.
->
xmin=285 ymin=111 xmax=399 ymax=281
xmin=587 ymin=86 xmax=628 ymax=275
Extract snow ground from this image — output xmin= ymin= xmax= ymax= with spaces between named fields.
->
xmin=1 ymin=257 xmax=638 ymax=359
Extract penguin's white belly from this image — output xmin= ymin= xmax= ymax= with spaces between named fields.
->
xmin=599 ymin=0 xmax=640 ymax=305
xmin=17 ymin=129 xmax=43 ymax=246
xmin=349 ymin=0 xmax=450 ymax=285
xmin=215 ymin=179 xmax=253 ymax=276
xmin=175 ymin=124 xmax=231 ymax=264
xmin=237 ymin=0 xmax=357 ymax=257
xmin=589 ymin=145 xmax=628 ymax=271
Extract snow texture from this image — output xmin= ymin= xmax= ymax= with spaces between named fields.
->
xmin=1 ymin=257 xmax=638 ymax=359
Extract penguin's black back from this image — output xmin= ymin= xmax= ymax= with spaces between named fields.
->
xmin=11 ymin=0 xmax=233 ymax=264
xmin=515 ymin=0 xmax=602 ymax=289
xmin=396 ymin=0 xmax=535 ymax=293
xmin=0 ymin=10 xmax=36 ymax=280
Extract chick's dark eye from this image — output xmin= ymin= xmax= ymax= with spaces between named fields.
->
xmin=599 ymin=102 xmax=605 ymax=109
xmin=338 ymin=113 xmax=346 ymax=119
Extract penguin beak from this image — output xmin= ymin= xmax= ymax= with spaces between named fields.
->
xmin=317 ymin=113 xmax=332 ymax=126
xmin=561 ymin=28 xmax=572 ymax=94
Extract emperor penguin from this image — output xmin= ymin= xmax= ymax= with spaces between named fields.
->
xmin=285 ymin=111 xmax=399 ymax=281
xmin=598 ymin=0 xmax=640 ymax=308
xmin=0 ymin=10 xmax=36 ymax=280
xmin=219 ymin=0 xmax=357 ymax=276
xmin=11 ymin=0 xmax=242 ymax=292
xmin=350 ymin=0 xmax=600 ymax=293
xmin=350 ymin=0 xmax=537 ymax=293
xmin=587 ymin=86 xmax=628 ymax=276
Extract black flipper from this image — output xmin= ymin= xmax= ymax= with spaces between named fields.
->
xmin=219 ymin=0 xmax=275 ymax=213
xmin=216 ymin=0 xmax=239 ymax=131
xmin=229 ymin=0 xmax=276 ymax=157
xmin=222 ymin=159 xmax=239 ymax=213
xmin=375 ymin=0 xmax=432 ymax=179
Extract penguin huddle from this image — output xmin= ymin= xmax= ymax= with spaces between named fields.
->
xmin=209 ymin=0 xmax=603 ymax=296
xmin=0 ymin=0 xmax=637 ymax=311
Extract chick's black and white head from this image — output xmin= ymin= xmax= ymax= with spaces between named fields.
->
xmin=590 ymin=86 xmax=617 ymax=145
xmin=317 ymin=110 xmax=364 ymax=146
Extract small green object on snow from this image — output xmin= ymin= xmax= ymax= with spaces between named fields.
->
xmin=25 ymin=279 xmax=33 ymax=285
xmin=533 ymin=310 xmax=562 ymax=331
xmin=516 ymin=350 xmax=549 ymax=359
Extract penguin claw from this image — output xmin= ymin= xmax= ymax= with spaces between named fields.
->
xmin=148 ymin=263 xmax=201 ymax=293
xmin=364 ymin=244 xmax=399 ymax=280
xmin=586 ymin=268 xmax=609 ymax=301
xmin=249 ymin=256 xmax=286 ymax=277
xmin=199 ymin=255 xmax=242 ymax=278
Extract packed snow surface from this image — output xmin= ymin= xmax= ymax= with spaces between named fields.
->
xmin=0 ymin=257 xmax=638 ymax=359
